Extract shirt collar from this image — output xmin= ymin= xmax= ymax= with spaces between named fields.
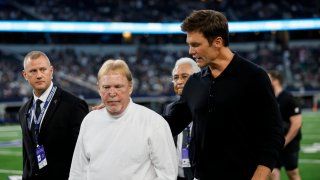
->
xmin=201 ymin=52 xmax=240 ymax=78
xmin=33 ymin=82 xmax=53 ymax=103
xmin=201 ymin=66 xmax=211 ymax=78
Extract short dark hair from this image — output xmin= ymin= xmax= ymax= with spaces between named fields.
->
xmin=268 ymin=70 xmax=284 ymax=85
xmin=181 ymin=9 xmax=229 ymax=46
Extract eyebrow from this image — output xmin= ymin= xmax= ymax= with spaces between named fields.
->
xmin=174 ymin=73 xmax=190 ymax=76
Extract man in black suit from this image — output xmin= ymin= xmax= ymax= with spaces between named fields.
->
xmin=163 ymin=57 xmax=200 ymax=180
xmin=19 ymin=50 xmax=89 ymax=180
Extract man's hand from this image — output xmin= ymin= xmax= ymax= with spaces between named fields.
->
xmin=251 ymin=165 xmax=271 ymax=180
xmin=91 ymin=103 xmax=105 ymax=111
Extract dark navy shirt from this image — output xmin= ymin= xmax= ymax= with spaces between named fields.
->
xmin=277 ymin=90 xmax=302 ymax=152
xmin=163 ymin=53 xmax=284 ymax=180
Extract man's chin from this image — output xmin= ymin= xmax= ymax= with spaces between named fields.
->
xmin=34 ymin=87 xmax=46 ymax=95
xmin=106 ymin=107 xmax=121 ymax=114
xmin=196 ymin=62 xmax=205 ymax=68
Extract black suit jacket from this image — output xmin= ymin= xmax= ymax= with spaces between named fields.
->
xmin=19 ymin=87 xmax=89 ymax=180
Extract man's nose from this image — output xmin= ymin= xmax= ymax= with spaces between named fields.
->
xmin=36 ymin=71 xmax=43 ymax=78
xmin=189 ymin=46 xmax=195 ymax=55
xmin=108 ymin=87 xmax=117 ymax=95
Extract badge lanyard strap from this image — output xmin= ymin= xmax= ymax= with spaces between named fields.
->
xmin=31 ymin=86 xmax=57 ymax=145
xmin=184 ymin=123 xmax=192 ymax=148
xmin=187 ymin=124 xmax=191 ymax=144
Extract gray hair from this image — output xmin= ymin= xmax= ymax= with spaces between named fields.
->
xmin=172 ymin=57 xmax=201 ymax=76
xmin=23 ymin=51 xmax=51 ymax=69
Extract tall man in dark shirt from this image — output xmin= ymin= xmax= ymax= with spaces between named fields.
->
xmin=163 ymin=10 xmax=284 ymax=180
xmin=268 ymin=70 xmax=302 ymax=180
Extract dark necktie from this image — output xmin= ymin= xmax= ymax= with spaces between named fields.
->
xmin=31 ymin=99 xmax=42 ymax=144
xmin=35 ymin=99 xmax=42 ymax=119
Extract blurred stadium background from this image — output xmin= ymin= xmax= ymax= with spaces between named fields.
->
xmin=0 ymin=0 xmax=319 ymax=179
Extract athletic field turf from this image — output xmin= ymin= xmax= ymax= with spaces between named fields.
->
xmin=0 ymin=111 xmax=319 ymax=179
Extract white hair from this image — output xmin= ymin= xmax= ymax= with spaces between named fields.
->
xmin=172 ymin=57 xmax=201 ymax=76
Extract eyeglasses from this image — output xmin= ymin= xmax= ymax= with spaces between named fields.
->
xmin=172 ymin=74 xmax=190 ymax=83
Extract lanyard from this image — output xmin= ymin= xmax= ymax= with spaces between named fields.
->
xmin=183 ymin=123 xmax=193 ymax=148
xmin=187 ymin=123 xmax=192 ymax=143
xmin=30 ymin=86 xmax=57 ymax=144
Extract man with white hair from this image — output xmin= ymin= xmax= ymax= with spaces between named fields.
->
xmin=163 ymin=57 xmax=200 ymax=180
xmin=69 ymin=59 xmax=177 ymax=180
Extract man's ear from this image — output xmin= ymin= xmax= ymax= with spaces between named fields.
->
xmin=22 ymin=70 xmax=27 ymax=81
xmin=214 ymin=36 xmax=223 ymax=47
xmin=129 ymin=83 xmax=133 ymax=95
xmin=96 ymin=82 xmax=100 ymax=91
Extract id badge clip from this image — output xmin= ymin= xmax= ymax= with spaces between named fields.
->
xmin=36 ymin=145 xmax=47 ymax=169
xmin=181 ymin=148 xmax=191 ymax=168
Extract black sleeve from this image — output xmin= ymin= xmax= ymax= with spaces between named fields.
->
xmin=162 ymin=97 xmax=192 ymax=136
xmin=254 ymin=69 xmax=285 ymax=170
xmin=70 ymin=98 xmax=89 ymax=147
